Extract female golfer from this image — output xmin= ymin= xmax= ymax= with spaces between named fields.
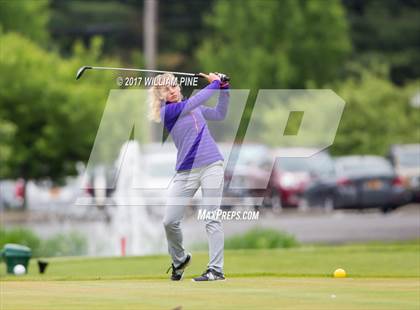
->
xmin=149 ymin=72 xmax=230 ymax=281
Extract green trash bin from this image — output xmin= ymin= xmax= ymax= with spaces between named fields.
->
xmin=1 ymin=243 xmax=32 ymax=274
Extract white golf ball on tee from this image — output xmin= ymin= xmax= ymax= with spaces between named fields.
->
xmin=13 ymin=264 xmax=26 ymax=275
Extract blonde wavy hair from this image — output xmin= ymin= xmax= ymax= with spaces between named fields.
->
xmin=148 ymin=73 xmax=179 ymax=123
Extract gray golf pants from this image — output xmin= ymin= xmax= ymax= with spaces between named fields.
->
xmin=163 ymin=160 xmax=224 ymax=273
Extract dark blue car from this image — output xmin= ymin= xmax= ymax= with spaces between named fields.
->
xmin=303 ymin=155 xmax=411 ymax=212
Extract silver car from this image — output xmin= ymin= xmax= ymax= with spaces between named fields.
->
xmin=388 ymin=144 xmax=420 ymax=201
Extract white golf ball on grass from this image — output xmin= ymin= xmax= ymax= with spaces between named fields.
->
xmin=13 ymin=264 xmax=26 ymax=275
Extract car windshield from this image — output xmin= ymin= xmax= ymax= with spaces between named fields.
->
xmin=336 ymin=157 xmax=393 ymax=176
xmin=396 ymin=149 xmax=420 ymax=168
xmin=144 ymin=158 xmax=175 ymax=178
xmin=276 ymin=157 xmax=311 ymax=172
xmin=235 ymin=145 xmax=269 ymax=166
xmin=276 ymin=152 xmax=335 ymax=177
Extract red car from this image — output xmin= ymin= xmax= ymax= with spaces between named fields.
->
xmin=265 ymin=148 xmax=333 ymax=209
xmin=223 ymin=144 xmax=273 ymax=208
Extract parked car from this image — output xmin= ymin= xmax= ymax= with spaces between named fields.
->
xmin=223 ymin=143 xmax=273 ymax=209
xmin=266 ymin=148 xmax=335 ymax=209
xmin=141 ymin=143 xmax=178 ymax=211
xmin=0 ymin=179 xmax=25 ymax=209
xmin=307 ymin=155 xmax=411 ymax=212
xmin=388 ymin=144 xmax=420 ymax=201
xmin=83 ymin=164 xmax=116 ymax=209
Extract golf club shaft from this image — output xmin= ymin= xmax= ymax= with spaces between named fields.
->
xmin=89 ymin=66 xmax=196 ymax=76
xmin=75 ymin=66 xmax=230 ymax=82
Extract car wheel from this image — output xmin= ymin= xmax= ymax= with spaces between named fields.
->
xmin=271 ymin=191 xmax=282 ymax=212
xmin=298 ymin=197 xmax=309 ymax=212
xmin=323 ymin=196 xmax=335 ymax=213
xmin=381 ymin=205 xmax=395 ymax=214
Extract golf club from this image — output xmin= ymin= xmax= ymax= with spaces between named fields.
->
xmin=75 ymin=66 xmax=230 ymax=82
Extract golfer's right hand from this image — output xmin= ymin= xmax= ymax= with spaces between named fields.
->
xmin=199 ymin=72 xmax=221 ymax=84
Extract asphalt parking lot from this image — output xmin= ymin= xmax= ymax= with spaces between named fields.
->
xmin=2 ymin=204 xmax=419 ymax=254
xmin=183 ymin=203 xmax=420 ymax=244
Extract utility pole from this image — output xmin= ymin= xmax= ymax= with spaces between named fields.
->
xmin=144 ymin=0 xmax=157 ymax=71
xmin=144 ymin=0 xmax=159 ymax=142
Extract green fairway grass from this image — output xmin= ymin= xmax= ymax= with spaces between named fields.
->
xmin=2 ymin=278 xmax=419 ymax=310
xmin=1 ymin=241 xmax=419 ymax=309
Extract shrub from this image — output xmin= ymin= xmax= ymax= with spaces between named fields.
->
xmin=39 ymin=232 xmax=87 ymax=257
xmin=0 ymin=227 xmax=87 ymax=257
xmin=0 ymin=227 xmax=41 ymax=256
xmin=224 ymin=228 xmax=299 ymax=250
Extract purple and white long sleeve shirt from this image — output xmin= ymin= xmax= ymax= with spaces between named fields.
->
xmin=160 ymin=80 xmax=230 ymax=171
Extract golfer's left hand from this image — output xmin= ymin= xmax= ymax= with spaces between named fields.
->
xmin=220 ymin=81 xmax=230 ymax=89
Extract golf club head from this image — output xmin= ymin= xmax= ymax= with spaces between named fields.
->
xmin=76 ymin=66 xmax=92 ymax=80
xmin=216 ymin=73 xmax=230 ymax=82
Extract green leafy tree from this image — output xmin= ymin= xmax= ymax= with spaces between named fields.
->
xmin=0 ymin=31 xmax=136 ymax=210
xmin=0 ymin=0 xmax=50 ymax=43
xmin=343 ymin=0 xmax=420 ymax=85
xmin=248 ymin=65 xmax=419 ymax=155
xmin=196 ymin=0 xmax=351 ymax=143
xmin=0 ymin=119 xmax=16 ymax=176
xmin=331 ymin=65 xmax=420 ymax=155
xmin=49 ymin=0 xmax=140 ymax=53
xmin=49 ymin=0 xmax=213 ymax=72
xmin=197 ymin=0 xmax=351 ymax=90
xmin=0 ymin=31 xmax=149 ymax=179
